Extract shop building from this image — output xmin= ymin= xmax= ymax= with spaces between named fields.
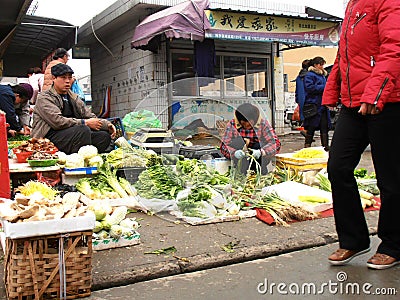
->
xmin=76 ymin=0 xmax=341 ymax=134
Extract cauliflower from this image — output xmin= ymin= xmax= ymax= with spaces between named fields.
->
xmin=78 ymin=145 xmax=98 ymax=160
xmin=56 ymin=151 xmax=67 ymax=165
xmin=65 ymin=153 xmax=85 ymax=168
xmin=88 ymin=155 xmax=103 ymax=168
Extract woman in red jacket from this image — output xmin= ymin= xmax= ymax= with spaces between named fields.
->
xmin=323 ymin=0 xmax=400 ymax=269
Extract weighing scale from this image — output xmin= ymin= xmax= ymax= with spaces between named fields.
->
xmin=129 ymin=128 xmax=175 ymax=154
xmin=179 ymin=145 xmax=223 ymax=160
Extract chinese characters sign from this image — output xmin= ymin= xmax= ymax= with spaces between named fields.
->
xmin=205 ymin=10 xmax=340 ymax=46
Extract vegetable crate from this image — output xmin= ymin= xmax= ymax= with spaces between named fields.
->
xmin=107 ymin=117 xmax=125 ymax=139
xmin=275 ymin=153 xmax=327 ymax=171
xmin=116 ymin=167 xmax=146 ymax=184
xmin=4 ymin=230 xmax=93 ymax=300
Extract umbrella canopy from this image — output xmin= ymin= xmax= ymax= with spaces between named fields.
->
xmin=131 ymin=0 xmax=211 ymax=49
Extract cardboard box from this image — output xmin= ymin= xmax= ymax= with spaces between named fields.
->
xmin=93 ymin=232 xmax=140 ymax=251
xmin=1 ymin=212 xmax=95 ymax=239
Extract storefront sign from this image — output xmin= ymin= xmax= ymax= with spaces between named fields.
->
xmin=205 ymin=10 xmax=340 ymax=46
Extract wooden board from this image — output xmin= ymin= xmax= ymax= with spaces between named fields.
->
xmin=275 ymin=148 xmax=328 ymax=171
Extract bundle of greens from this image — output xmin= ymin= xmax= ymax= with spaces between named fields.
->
xmin=106 ymin=148 xmax=148 ymax=168
xmin=247 ymin=192 xmax=317 ymax=226
xmin=175 ymin=159 xmax=230 ymax=186
xmin=134 ymin=165 xmax=184 ymax=199
xmin=176 ymin=184 xmax=239 ymax=219
xmin=75 ymin=163 xmax=137 ymax=199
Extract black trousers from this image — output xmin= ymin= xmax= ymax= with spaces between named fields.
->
xmin=328 ymin=104 xmax=400 ymax=259
xmin=46 ymin=125 xmax=112 ymax=154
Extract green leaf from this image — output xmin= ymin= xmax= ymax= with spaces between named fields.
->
xmin=144 ymin=246 xmax=177 ymax=255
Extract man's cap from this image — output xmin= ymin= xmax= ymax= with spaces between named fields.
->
xmin=51 ymin=64 xmax=74 ymax=76
xmin=19 ymin=83 xmax=34 ymax=100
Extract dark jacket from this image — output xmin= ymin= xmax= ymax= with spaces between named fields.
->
xmin=322 ymin=0 xmax=400 ymax=111
xmin=0 ymin=84 xmax=22 ymax=131
xmin=303 ymin=66 xmax=331 ymax=129
xmin=295 ymin=68 xmax=308 ymax=121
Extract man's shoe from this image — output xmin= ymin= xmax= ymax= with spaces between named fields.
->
xmin=367 ymin=253 xmax=400 ymax=270
xmin=328 ymin=247 xmax=371 ymax=266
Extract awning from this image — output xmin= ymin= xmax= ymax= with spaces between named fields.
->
xmin=2 ymin=15 xmax=76 ymax=76
xmin=0 ymin=0 xmax=32 ymax=59
xmin=131 ymin=0 xmax=211 ymax=50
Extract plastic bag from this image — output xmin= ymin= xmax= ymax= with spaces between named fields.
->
xmin=71 ymin=79 xmax=85 ymax=100
xmin=122 ymin=110 xmax=162 ymax=133
xmin=137 ymin=197 xmax=178 ymax=213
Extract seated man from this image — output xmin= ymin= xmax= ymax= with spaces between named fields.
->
xmin=220 ymin=103 xmax=281 ymax=175
xmin=31 ymin=64 xmax=116 ymax=154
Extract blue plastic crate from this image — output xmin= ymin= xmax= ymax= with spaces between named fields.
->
xmin=107 ymin=117 xmax=125 ymax=138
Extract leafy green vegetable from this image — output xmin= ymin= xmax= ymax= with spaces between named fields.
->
xmin=135 ymin=165 xmax=184 ymax=199
xmin=144 ymin=246 xmax=177 ymax=255
xmin=98 ymin=163 xmax=129 ymax=198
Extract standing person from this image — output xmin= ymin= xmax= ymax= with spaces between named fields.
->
xmin=303 ymin=56 xmax=331 ymax=150
xmin=27 ymin=67 xmax=44 ymax=104
xmin=295 ymin=59 xmax=311 ymax=123
xmin=295 ymin=59 xmax=313 ymax=139
xmin=42 ymin=48 xmax=69 ymax=91
xmin=323 ymin=0 xmax=400 ymax=269
xmin=220 ymin=102 xmax=281 ymax=175
xmin=31 ymin=64 xmax=116 ymax=154
xmin=0 ymin=83 xmax=33 ymax=136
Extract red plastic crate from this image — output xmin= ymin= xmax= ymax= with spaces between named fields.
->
xmin=0 ymin=113 xmax=11 ymax=198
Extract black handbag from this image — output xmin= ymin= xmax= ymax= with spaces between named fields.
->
xmin=303 ymin=103 xmax=318 ymax=118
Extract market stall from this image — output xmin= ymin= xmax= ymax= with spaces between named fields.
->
xmin=1 ymin=110 xmax=381 ymax=298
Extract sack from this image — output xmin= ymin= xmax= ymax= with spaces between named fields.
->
xmin=303 ymin=103 xmax=318 ymax=118
xmin=292 ymin=105 xmax=300 ymax=121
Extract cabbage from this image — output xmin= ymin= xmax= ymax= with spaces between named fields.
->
xmin=78 ymin=145 xmax=98 ymax=159
xmin=65 ymin=153 xmax=85 ymax=168
xmin=94 ymin=221 xmax=103 ymax=233
xmin=88 ymin=155 xmax=103 ymax=168
xmin=94 ymin=208 xmax=107 ymax=221
xmin=56 ymin=151 xmax=67 ymax=165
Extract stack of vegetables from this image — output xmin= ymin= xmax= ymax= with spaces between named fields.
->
xmin=76 ymin=163 xmax=137 ymax=199
xmin=57 ymin=145 xmax=104 ymax=168
xmin=316 ymin=168 xmax=379 ymax=209
xmin=90 ymin=204 xmax=140 ymax=240
xmin=0 ymin=182 xmax=89 ymax=222
xmin=134 ymin=164 xmax=184 ymax=199
xmin=176 ymin=184 xmax=241 ymax=219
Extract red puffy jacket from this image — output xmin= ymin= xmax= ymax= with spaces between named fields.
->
xmin=322 ymin=0 xmax=400 ymax=111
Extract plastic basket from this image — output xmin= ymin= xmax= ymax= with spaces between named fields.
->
xmin=116 ymin=167 xmax=146 ymax=184
xmin=107 ymin=117 xmax=125 ymax=139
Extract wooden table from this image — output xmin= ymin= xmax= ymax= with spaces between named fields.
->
xmin=8 ymin=159 xmax=61 ymax=190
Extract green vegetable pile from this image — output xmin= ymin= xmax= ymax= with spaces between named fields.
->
xmin=134 ymin=165 xmax=184 ymax=199
xmin=76 ymin=163 xmax=137 ymax=199
xmin=175 ymin=159 xmax=230 ymax=186
xmin=354 ymin=168 xmax=376 ymax=179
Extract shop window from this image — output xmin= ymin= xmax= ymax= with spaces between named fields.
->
xmin=172 ymin=53 xmax=195 ymax=96
xmin=223 ymin=56 xmax=246 ymax=97
xmin=247 ymin=57 xmax=268 ymax=98
xmin=171 ymin=51 xmax=269 ymax=99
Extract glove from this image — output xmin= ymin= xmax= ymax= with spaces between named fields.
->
xmin=251 ymin=149 xmax=262 ymax=159
xmin=234 ymin=150 xmax=246 ymax=159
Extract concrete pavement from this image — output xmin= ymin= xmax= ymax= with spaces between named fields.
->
xmin=86 ymin=236 xmax=399 ymax=300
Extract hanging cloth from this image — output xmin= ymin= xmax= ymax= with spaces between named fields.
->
xmin=98 ymin=86 xmax=112 ymax=118
xmin=194 ymin=38 xmax=216 ymax=87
